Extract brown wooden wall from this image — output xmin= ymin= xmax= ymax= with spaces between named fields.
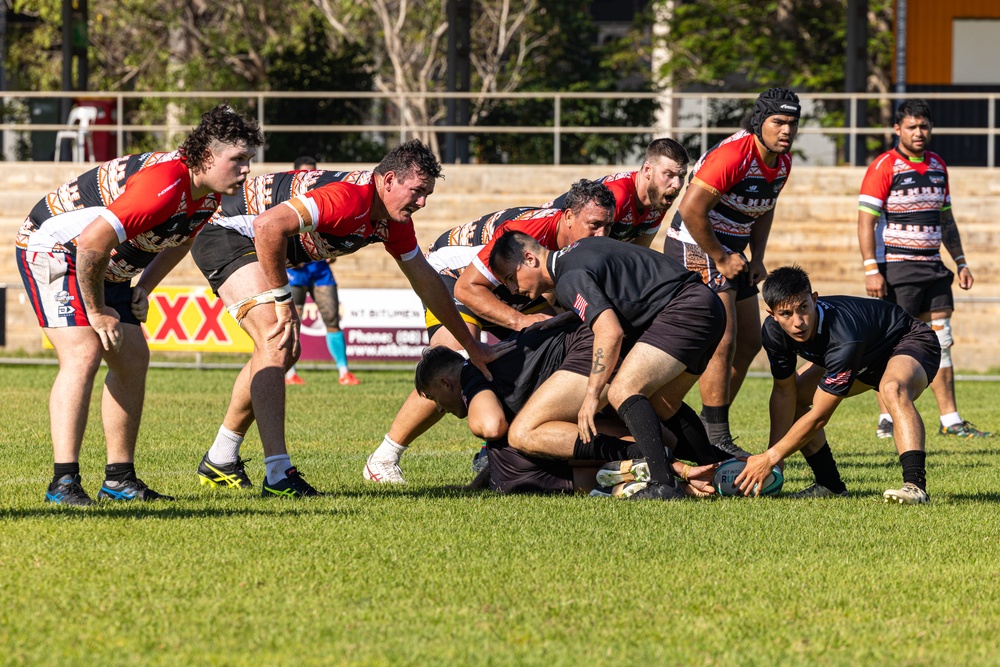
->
xmin=905 ymin=0 xmax=1000 ymax=84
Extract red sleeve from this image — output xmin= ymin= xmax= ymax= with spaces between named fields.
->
xmin=693 ymin=140 xmax=750 ymax=196
xmin=383 ymin=221 xmax=419 ymax=261
xmin=858 ymin=151 xmax=893 ymax=209
xmin=302 ymin=182 xmax=371 ymax=233
xmin=105 ymin=161 xmax=189 ymax=239
xmin=474 ymin=213 xmax=559 ymax=276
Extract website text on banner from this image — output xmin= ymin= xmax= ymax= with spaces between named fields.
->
xmin=299 ymin=288 xmax=427 ymax=363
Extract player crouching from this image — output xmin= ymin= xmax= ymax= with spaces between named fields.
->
xmin=736 ymin=266 xmax=940 ymax=504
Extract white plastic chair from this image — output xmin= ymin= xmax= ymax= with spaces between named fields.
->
xmin=54 ymin=106 xmax=98 ymax=162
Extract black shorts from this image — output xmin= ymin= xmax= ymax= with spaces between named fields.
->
xmin=883 ymin=261 xmax=954 ymax=317
xmin=635 ymin=281 xmax=726 ymax=375
xmin=889 ymin=318 xmax=942 ymax=385
xmin=487 ymin=438 xmax=574 ymax=494
xmin=191 ymin=224 xmax=260 ymax=295
xmin=663 ymin=236 xmax=758 ymax=301
xmin=558 ymin=323 xmax=596 ymax=377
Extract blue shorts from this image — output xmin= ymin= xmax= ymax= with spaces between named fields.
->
xmin=286 ymin=261 xmax=336 ymax=287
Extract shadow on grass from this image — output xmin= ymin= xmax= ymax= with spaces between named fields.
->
xmin=0 ymin=502 xmax=360 ymax=521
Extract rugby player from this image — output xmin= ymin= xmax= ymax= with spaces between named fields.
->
xmin=736 ymin=266 xmax=940 ymax=504
xmin=489 ymin=233 xmax=727 ymax=500
xmin=190 ymin=140 xmax=499 ymax=497
xmin=16 ymin=104 xmax=262 ymax=505
xmin=857 ymin=99 xmax=991 ymax=439
xmin=664 ymin=87 xmax=800 ymax=457
xmin=544 ymin=138 xmax=689 ymax=247
xmin=363 ymin=180 xmax=615 ymax=484
xmin=281 ymin=156 xmax=359 ymax=387
xmin=414 ymin=324 xmax=718 ymax=496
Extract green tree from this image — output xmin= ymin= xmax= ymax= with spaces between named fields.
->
xmin=654 ymin=0 xmax=895 ymax=162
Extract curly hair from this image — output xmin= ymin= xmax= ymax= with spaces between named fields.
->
xmin=179 ymin=104 xmax=263 ymax=172
xmin=374 ymin=139 xmax=444 ymax=181
xmin=562 ymin=179 xmax=616 ymax=215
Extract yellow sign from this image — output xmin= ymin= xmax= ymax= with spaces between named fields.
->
xmin=43 ymin=286 xmax=253 ymax=353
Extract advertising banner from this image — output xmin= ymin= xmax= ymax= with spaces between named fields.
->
xmin=44 ymin=287 xmax=428 ymax=362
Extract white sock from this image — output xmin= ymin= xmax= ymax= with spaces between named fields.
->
xmin=372 ymin=434 xmax=408 ymax=463
xmin=941 ymin=411 xmax=962 ymax=428
xmin=207 ymin=426 xmax=244 ymax=464
xmin=285 ymin=366 xmax=298 ymax=379
xmin=879 ymin=413 xmax=893 ymax=424
xmin=264 ymin=455 xmax=292 ymax=484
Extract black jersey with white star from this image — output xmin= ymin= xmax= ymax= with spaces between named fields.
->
xmin=762 ymin=296 xmax=922 ymax=396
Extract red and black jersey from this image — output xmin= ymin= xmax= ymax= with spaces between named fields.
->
xmin=545 ymin=171 xmax=664 ymax=242
xmin=466 ymin=208 xmax=567 ymax=286
xmin=668 ymin=130 xmax=792 ymax=253
xmin=762 ymin=296 xmax=930 ymax=397
xmin=16 ymin=151 xmax=220 ymax=283
xmin=210 ymin=169 xmax=420 ymax=266
xmin=425 ymin=207 xmax=538 ymax=280
xmin=858 ymin=149 xmax=950 ymax=263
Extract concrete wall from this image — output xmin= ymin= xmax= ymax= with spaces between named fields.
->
xmin=2 ymin=162 xmax=998 ymax=369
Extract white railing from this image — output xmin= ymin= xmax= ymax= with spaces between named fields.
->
xmin=1 ymin=90 xmax=998 ymax=165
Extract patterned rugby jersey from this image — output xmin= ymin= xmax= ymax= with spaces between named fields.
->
xmin=668 ymin=130 xmax=792 ymax=253
xmin=464 ymin=208 xmax=569 ymax=286
xmin=545 ymin=171 xmax=665 ymax=242
xmin=16 ymin=151 xmax=220 ymax=283
xmin=425 ymin=207 xmax=537 ymax=279
xmin=858 ymin=149 xmax=950 ymax=263
xmin=208 ymin=170 xmax=420 ymax=265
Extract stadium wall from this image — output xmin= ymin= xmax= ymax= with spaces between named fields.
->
xmin=2 ymin=162 xmax=998 ymax=370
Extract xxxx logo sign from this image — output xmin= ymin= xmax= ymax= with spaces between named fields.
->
xmin=142 ymin=287 xmax=253 ymax=352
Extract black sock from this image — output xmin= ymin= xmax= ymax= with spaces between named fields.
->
xmin=700 ymin=404 xmax=731 ymax=444
xmin=104 ymin=462 xmax=137 ymax=482
xmin=53 ymin=462 xmax=80 ymax=483
xmin=572 ymin=434 xmax=634 ymax=462
xmin=618 ymin=394 xmax=672 ymax=481
xmin=804 ymin=443 xmax=846 ymax=494
xmin=665 ymin=402 xmax=728 ymax=464
xmin=899 ymin=450 xmax=927 ymax=490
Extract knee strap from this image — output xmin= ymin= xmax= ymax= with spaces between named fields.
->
xmin=227 ymin=290 xmax=276 ymax=325
xmin=931 ymin=318 xmax=953 ymax=368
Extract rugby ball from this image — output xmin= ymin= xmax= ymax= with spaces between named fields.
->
xmin=712 ymin=458 xmax=783 ymax=496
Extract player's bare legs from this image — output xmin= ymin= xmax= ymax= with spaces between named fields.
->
xmin=694 ymin=289 xmax=747 ymax=454
xmin=879 ymin=355 xmax=932 ymax=503
xmin=201 ymin=261 xmax=317 ymax=496
xmin=605 ymin=343 xmax=690 ymax=497
xmin=365 ymin=322 xmax=481 ymax=483
xmin=508 ymin=371 xmax=596 ymax=458
xmin=101 ymin=323 xmax=149 ymax=464
xmin=46 ymin=327 xmax=104 ymax=464
xmin=729 ymin=294 xmax=763 ymax=400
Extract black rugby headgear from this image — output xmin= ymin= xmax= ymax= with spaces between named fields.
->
xmin=750 ymin=88 xmax=801 ymax=141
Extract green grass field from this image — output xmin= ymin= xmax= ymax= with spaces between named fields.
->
xmin=1 ymin=365 xmax=998 ymax=666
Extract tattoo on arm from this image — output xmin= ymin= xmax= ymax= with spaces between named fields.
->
xmin=76 ymin=249 xmax=109 ymax=313
xmin=592 ymin=348 xmax=606 ymax=374
xmin=941 ymin=212 xmax=964 ymax=257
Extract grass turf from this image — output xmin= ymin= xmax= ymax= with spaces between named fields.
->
xmin=1 ymin=365 xmax=998 ymax=666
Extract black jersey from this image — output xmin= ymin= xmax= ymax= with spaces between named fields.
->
xmin=762 ymin=296 xmax=925 ymax=396
xmin=546 ymin=236 xmax=701 ymax=338
xmin=459 ymin=321 xmax=584 ymax=419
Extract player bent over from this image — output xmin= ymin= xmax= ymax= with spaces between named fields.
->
xmin=191 ymin=140 xmax=499 ymax=497
xmin=364 ymin=180 xmax=614 ymax=483
xmin=490 ymin=233 xmax=727 ymax=500
xmin=15 ymin=104 xmax=262 ymax=505
xmin=414 ymin=323 xmax=718 ymax=496
xmin=735 ymin=266 xmax=940 ymax=504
